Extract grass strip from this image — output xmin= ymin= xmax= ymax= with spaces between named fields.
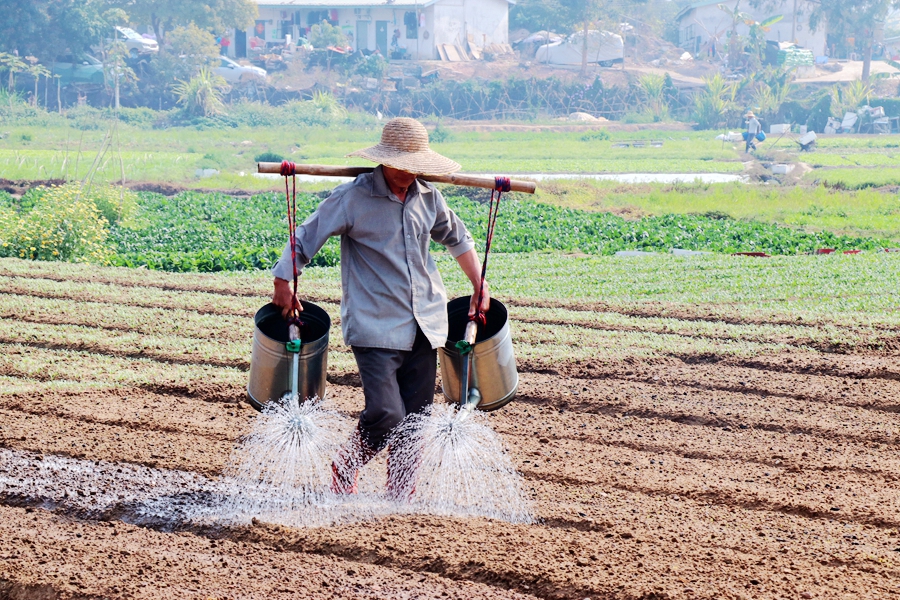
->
xmin=0 ymin=343 xmax=246 ymax=390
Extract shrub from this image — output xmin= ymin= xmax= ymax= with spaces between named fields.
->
xmin=153 ymin=24 xmax=221 ymax=86
xmin=0 ymin=90 xmax=61 ymax=126
xmin=64 ymin=105 xmax=107 ymax=130
xmin=173 ymin=68 xmax=227 ymax=117
xmin=580 ymin=130 xmax=610 ymax=141
xmin=115 ymin=106 xmax=160 ymax=127
xmin=0 ymin=184 xmax=111 ymax=263
xmin=430 ymin=121 xmax=451 ymax=143
xmin=309 ymin=20 xmax=346 ymax=49
xmin=225 ymin=101 xmax=280 ymax=127
xmin=355 ymin=53 xmax=388 ymax=79
xmin=283 ymin=91 xmax=346 ymax=126
xmin=806 ymin=93 xmax=831 ymax=133
xmin=254 ymin=151 xmax=284 ymax=163
xmin=82 ymin=184 xmax=139 ymax=226
xmin=693 ymin=74 xmax=737 ymax=130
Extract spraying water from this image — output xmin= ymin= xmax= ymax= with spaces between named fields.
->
xmin=387 ymin=403 xmax=533 ymax=524
xmin=213 ymin=394 xmax=347 ymax=527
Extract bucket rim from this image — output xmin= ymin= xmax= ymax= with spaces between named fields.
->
xmin=445 ymin=296 xmax=509 ymax=348
xmin=253 ymin=301 xmax=331 ymax=345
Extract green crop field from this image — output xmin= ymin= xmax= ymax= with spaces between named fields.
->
xmin=3 ymin=187 xmax=892 ymax=271
xmin=0 ymin=122 xmax=744 ymax=187
xmin=532 ymin=180 xmax=900 ymax=242
xmin=4 ymin=119 xmax=900 ymax=245
xmin=804 ymin=166 xmax=900 ymax=189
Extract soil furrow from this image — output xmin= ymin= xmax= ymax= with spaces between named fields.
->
xmin=513 ymin=315 xmax=889 ymax=355
xmin=730 ymin=354 xmax=900 ymax=381
xmin=0 ymin=505 xmax=527 ymax=600
xmin=514 ymin=296 xmax=900 ymax=332
xmin=0 ymin=332 xmax=249 ymax=369
xmin=0 ymin=275 xmax=269 ymax=315
xmin=0 ymin=408 xmax=231 ymax=475
xmin=510 ymin=377 xmax=900 ymax=450
xmin=0 ymin=331 xmax=357 ymax=374
xmin=6 ymin=256 xmax=900 ymax=598
xmin=5 ymin=311 xmax=254 ymax=347
xmin=530 ymin=357 xmax=900 ymax=404
xmin=0 ymin=273 xmax=344 ymax=316
xmin=509 ymin=435 xmax=900 ymax=530
xmin=591 ymin=373 xmax=900 ymax=416
xmin=1 ymin=292 xmax=254 ymax=340
xmin=0 ymin=259 xmax=346 ymax=303
xmin=509 ymin=426 xmax=900 ymax=482
xmin=0 ymin=343 xmax=247 ymax=392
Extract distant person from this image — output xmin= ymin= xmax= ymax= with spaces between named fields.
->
xmin=220 ymin=36 xmax=231 ymax=55
xmin=744 ymin=111 xmax=761 ymax=152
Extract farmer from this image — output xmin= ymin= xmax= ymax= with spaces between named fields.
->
xmin=271 ymin=117 xmax=489 ymax=498
xmin=744 ymin=111 xmax=761 ymax=152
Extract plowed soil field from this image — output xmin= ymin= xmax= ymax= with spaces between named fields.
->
xmin=2 ymin=255 xmax=900 ymax=600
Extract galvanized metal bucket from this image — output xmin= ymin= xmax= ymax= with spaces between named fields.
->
xmin=440 ymin=297 xmax=517 ymax=411
xmin=246 ymin=301 xmax=331 ymax=411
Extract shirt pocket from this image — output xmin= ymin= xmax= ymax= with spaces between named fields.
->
xmin=415 ymin=232 xmax=433 ymax=260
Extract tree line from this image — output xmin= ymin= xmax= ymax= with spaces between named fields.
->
xmin=0 ymin=0 xmax=256 ymax=60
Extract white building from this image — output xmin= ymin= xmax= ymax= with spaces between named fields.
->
xmin=676 ymin=0 xmax=827 ymax=58
xmin=231 ymin=0 xmax=513 ymax=60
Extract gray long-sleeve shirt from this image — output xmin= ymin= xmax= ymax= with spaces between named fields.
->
xmin=272 ymin=166 xmax=475 ymax=351
xmin=747 ymin=117 xmax=761 ymax=135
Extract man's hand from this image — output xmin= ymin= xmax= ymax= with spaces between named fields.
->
xmin=455 ymin=248 xmax=490 ymax=319
xmin=273 ymin=277 xmax=302 ymax=320
xmin=469 ymin=280 xmax=490 ymax=320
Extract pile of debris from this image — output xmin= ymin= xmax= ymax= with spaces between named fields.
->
xmin=825 ymin=105 xmax=892 ymax=134
xmin=437 ymin=36 xmax=514 ymax=62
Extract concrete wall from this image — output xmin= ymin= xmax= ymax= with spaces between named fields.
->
xmin=237 ymin=1 xmax=509 ymax=61
xmin=432 ymin=0 xmax=509 ymax=57
xmin=679 ymin=0 xmax=826 ymax=57
xmin=249 ymin=5 xmax=435 ymax=59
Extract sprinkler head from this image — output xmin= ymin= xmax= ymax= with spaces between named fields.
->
xmin=288 ymin=418 xmax=312 ymax=438
xmin=287 ymin=410 xmax=313 ymax=434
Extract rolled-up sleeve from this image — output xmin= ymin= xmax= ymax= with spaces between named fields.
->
xmin=271 ymin=189 xmax=350 ymax=280
xmin=429 ymin=189 xmax=475 ymax=258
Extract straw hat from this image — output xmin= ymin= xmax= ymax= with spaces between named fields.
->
xmin=745 ymin=111 xmax=756 ymax=118
xmin=347 ymin=117 xmax=460 ymax=176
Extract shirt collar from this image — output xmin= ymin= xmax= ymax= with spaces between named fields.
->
xmin=370 ymin=165 xmax=430 ymax=203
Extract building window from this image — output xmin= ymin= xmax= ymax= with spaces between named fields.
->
xmin=404 ymin=11 xmax=418 ymax=39
xmin=680 ymin=24 xmax=694 ymax=47
xmin=308 ymin=10 xmax=337 ymax=27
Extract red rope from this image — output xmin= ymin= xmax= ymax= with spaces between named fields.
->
xmin=471 ymin=177 xmax=511 ymax=326
xmin=281 ymin=161 xmax=302 ymax=325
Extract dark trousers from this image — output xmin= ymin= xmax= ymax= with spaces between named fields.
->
xmin=352 ymin=326 xmax=436 ymax=451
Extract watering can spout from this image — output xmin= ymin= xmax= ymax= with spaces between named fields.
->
xmin=454 ymin=387 xmax=481 ymax=424
xmin=456 ymin=320 xmax=479 ymax=412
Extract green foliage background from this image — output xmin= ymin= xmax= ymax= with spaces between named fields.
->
xmin=1 ymin=188 xmax=876 ymax=272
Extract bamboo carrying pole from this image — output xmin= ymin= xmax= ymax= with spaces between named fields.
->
xmin=257 ymin=163 xmax=537 ymax=194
